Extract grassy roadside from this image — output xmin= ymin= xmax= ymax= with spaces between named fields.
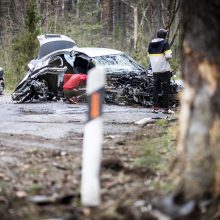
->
xmin=133 ymin=119 xmax=177 ymax=194
xmin=3 ymin=89 xmax=13 ymax=95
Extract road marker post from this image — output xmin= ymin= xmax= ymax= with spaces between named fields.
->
xmin=81 ymin=66 xmax=106 ymax=206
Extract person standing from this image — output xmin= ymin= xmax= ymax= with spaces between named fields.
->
xmin=148 ymin=29 xmax=173 ymax=113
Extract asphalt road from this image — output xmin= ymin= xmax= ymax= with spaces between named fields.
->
xmin=0 ymin=95 xmax=168 ymax=150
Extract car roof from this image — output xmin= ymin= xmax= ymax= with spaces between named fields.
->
xmin=72 ymin=47 xmax=124 ymax=57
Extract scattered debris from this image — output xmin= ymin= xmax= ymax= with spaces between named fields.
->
xmin=115 ymin=140 xmax=126 ymax=146
xmin=52 ymin=162 xmax=70 ymax=170
xmin=152 ymin=193 xmax=220 ymax=219
xmin=135 ymin=117 xmax=156 ymax=126
xmin=60 ymin=151 xmax=67 ymax=157
xmin=16 ymin=191 xmax=27 ymax=198
xmin=104 ymin=135 xmax=116 ymax=140
xmin=29 ymin=195 xmax=55 ymax=205
xmin=29 ymin=193 xmax=76 ymax=206
xmin=152 ymin=192 xmax=196 ymax=219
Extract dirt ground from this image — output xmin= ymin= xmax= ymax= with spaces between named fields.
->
xmin=0 ymin=95 xmax=178 ymax=220
xmin=0 ymin=128 xmax=173 ymax=220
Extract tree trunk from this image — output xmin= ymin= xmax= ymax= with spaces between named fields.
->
xmin=101 ymin=0 xmax=110 ymax=22
xmin=133 ymin=6 xmax=138 ymax=50
xmin=154 ymin=0 xmax=163 ymax=30
xmin=120 ymin=1 xmax=126 ymax=50
xmin=62 ymin=0 xmax=65 ymax=17
xmin=177 ymin=0 xmax=220 ymax=200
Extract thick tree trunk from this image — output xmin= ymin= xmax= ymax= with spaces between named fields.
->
xmin=177 ymin=0 xmax=220 ymax=200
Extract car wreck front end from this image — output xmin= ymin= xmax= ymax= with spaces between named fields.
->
xmin=11 ymin=57 xmax=68 ymax=103
xmin=87 ymin=49 xmax=150 ymax=106
xmin=12 ymin=34 xmax=76 ymax=103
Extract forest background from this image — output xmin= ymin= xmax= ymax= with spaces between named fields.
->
xmin=0 ymin=0 xmax=180 ymax=89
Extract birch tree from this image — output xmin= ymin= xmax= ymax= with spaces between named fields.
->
xmin=119 ymin=0 xmax=150 ymax=50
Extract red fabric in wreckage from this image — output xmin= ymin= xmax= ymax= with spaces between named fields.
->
xmin=63 ymin=74 xmax=87 ymax=91
xmin=63 ymin=74 xmax=73 ymax=85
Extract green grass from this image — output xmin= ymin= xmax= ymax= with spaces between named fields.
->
xmin=150 ymin=178 xmax=174 ymax=192
xmin=0 ymin=181 xmax=7 ymax=192
xmin=27 ymin=184 xmax=43 ymax=194
xmin=155 ymin=119 xmax=169 ymax=127
xmin=134 ymin=128 xmax=175 ymax=171
xmin=134 ymin=126 xmax=177 ymax=193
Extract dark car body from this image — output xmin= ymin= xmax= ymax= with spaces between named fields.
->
xmin=0 ymin=67 xmax=4 ymax=95
xmin=12 ymin=34 xmax=183 ymax=106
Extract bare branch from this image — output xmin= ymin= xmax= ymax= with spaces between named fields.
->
xmin=169 ymin=19 xmax=180 ymax=47
xmin=119 ymin=0 xmax=135 ymax=9
xmin=138 ymin=2 xmax=151 ymax=30
xmin=166 ymin=0 xmax=180 ymax=30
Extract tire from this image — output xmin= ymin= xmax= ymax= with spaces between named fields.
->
xmin=37 ymin=79 xmax=54 ymax=101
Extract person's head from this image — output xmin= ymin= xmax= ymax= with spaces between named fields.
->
xmin=156 ymin=29 xmax=168 ymax=39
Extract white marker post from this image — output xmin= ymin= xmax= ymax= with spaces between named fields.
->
xmin=81 ymin=66 xmax=106 ymax=206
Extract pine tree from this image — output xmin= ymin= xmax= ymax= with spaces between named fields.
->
xmin=12 ymin=0 xmax=40 ymax=81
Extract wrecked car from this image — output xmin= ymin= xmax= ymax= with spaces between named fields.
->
xmin=11 ymin=34 xmax=77 ymax=102
xmin=0 ymin=67 xmax=5 ymax=95
xmin=12 ymin=34 xmax=183 ymax=107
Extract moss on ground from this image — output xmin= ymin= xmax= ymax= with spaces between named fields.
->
xmin=134 ymin=122 xmax=177 ymax=194
xmin=134 ymin=128 xmax=175 ymax=170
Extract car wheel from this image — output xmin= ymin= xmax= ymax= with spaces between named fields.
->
xmin=37 ymin=79 xmax=54 ymax=100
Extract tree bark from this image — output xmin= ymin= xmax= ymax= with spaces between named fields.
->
xmin=101 ymin=0 xmax=110 ymax=22
xmin=121 ymin=1 xmax=126 ymax=50
xmin=177 ymin=0 xmax=220 ymax=200
xmin=133 ymin=6 xmax=138 ymax=50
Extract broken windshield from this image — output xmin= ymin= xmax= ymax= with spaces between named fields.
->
xmin=94 ymin=54 xmax=144 ymax=74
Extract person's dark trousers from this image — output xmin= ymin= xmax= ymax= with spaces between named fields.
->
xmin=153 ymin=72 xmax=171 ymax=108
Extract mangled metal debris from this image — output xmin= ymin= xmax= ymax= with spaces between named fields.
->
xmin=150 ymin=192 xmax=217 ymax=219
xmin=12 ymin=65 xmax=67 ymax=103
xmin=105 ymin=72 xmax=182 ymax=107
xmin=29 ymin=193 xmax=76 ymax=205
